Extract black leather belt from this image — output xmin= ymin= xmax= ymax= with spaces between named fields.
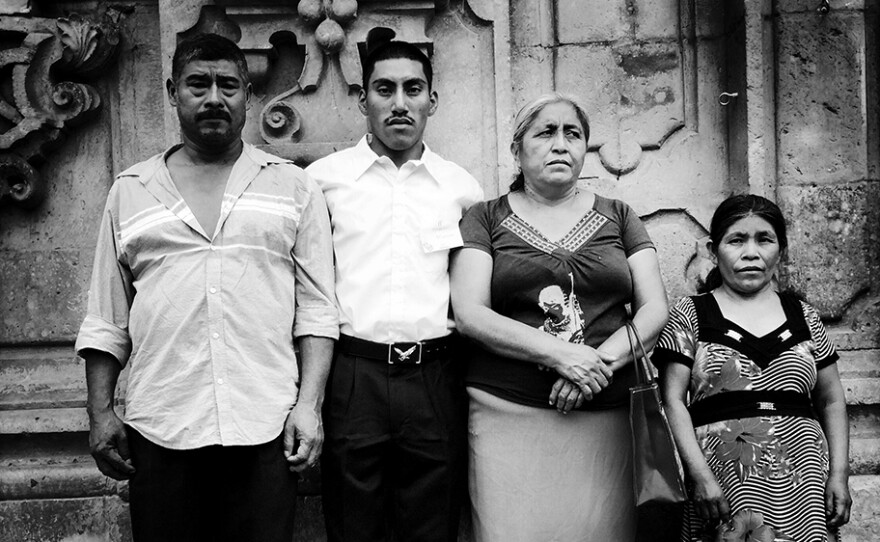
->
xmin=338 ymin=334 xmax=456 ymax=364
xmin=688 ymin=390 xmax=815 ymax=427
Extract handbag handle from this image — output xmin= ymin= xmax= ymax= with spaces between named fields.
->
xmin=625 ymin=321 xmax=655 ymax=386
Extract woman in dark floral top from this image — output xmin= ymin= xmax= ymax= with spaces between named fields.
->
xmin=654 ymin=195 xmax=852 ymax=542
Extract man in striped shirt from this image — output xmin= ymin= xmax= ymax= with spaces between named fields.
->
xmin=75 ymin=33 xmax=337 ymax=542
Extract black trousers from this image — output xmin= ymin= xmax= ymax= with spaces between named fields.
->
xmin=321 ymin=350 xmax=467 ymax=542
xmin=126 ymin=426 xmax=298 ymax=542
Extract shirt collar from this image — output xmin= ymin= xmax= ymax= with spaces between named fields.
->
xmin=351 ymin=135 xmax=442 ymax=184
xmin=117 ymin=141 xmax=291 ymax=185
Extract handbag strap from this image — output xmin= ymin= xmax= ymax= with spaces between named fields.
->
xmin=625 ymin=321 xmax=654 ymax=386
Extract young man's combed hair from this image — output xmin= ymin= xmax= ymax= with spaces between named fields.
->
xmin=361 ymin=40 xmax=433 ymax=90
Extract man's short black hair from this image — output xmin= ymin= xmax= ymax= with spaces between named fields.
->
xmin=172 ymin=33 xmax=249 ymax=84
xmin=362 ymin=40 xmax=433 ymax=90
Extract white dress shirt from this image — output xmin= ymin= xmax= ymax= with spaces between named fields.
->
xmin=76 ymin=143 xmax=338 ymax=449
xmin=307 ymin=136 xmax=483 ymax=343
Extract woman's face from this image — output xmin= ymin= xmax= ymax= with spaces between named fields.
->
xmin=516 ymin=101 xmax=587 ymax=189
xmin=713 ymin=214 xmax=782 ymax=296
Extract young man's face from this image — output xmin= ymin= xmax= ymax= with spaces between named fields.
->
xmin=359 ymin=57 xmax=438 ymax=157
xmin=167 ymin=59 xmax=251 ymax=150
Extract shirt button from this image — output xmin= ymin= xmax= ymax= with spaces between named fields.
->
xmin=217 ymin=378 xmax=224 ymax=385
xmin=212 ymin=332 xmax=220 ymax=339
xmin=209 ymin=244 xmax=216 ymax=251
xmin=209 ymin=287 xmax=217 ymax=294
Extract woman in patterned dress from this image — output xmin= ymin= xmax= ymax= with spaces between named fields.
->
xmin=449 ymin=93 xmax=668 ymax=541
xmin=654 ymin=195 xmax=852 ymax=542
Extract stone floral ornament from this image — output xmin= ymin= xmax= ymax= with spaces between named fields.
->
xmin=0 ymin=10 xmax=121 ymax=210
xmin=261 ymin=0 xmax=359 ymax=145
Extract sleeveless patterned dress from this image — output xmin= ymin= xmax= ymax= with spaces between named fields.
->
xmin=654 ymin=293 xmax=838 ymax=542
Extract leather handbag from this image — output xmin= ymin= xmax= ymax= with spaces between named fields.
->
xmin=626 ymin=321 xmax=688 ymax=506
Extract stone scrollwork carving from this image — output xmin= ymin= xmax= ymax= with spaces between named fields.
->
xmin=261 ymin=101 xmax=302 ymax=144
xmin=259 ymin=0 xmax=360 ymax=145
xmin=0 ymin=10 xmax=122 ymax=210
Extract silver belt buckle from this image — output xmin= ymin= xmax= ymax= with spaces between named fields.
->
xmin=757 ymin=401 xmax=776 ymax=411
xmin=388 ymin=342 xmax=423 ymax=364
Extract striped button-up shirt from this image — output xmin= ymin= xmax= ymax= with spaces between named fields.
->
xmin=75 ymin=143 xmax=338 ymax=449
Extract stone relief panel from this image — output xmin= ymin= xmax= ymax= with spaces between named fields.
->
xmin=511 ymin=0 xmax=745 ymax=299
xmin=156 ymin=0 xmax=501 ymax=192
xmin=0 ymin=9 xmax=122 ymax=210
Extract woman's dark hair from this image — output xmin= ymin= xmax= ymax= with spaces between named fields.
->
xmin=699 ymin=194 xmax=788 ymax=293
xmin=508 ymin=93 xmax=590 ymax=192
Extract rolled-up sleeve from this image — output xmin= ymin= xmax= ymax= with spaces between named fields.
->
xmin=75 ymin=190 xmax=135 ymax=365
xmin=291 ymin=174 xmax=339 ymax=339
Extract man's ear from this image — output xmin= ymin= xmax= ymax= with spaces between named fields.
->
xmin=166 ymin=78 xmax=178 ymax=107
xmin=245 ymin=83 xmax=253 ymax=110
xmin=428 ymin=90 xmax=438 ymax=117
xmin=357 ymin=88 xmax=368 ymax=116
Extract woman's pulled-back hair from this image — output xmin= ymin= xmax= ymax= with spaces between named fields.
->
xmin=700 ymin=194 xmax=788 ymax=293
xmin=508 ymin=93 xmax=590 ymax=192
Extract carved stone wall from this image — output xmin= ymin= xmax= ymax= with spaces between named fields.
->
xmin=0 ymin=1 xmax=878 ymax=541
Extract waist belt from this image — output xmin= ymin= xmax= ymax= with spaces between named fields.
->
xmin=338 ymin=334 xmax=456 ymax=364
xmin=688 ymin=390 xmax=815 ymax=427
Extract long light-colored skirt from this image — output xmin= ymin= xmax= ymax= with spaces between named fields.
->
xmin=468 ymin=387 xmax=635 ymax=542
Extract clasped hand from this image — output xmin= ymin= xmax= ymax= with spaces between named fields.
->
xmin=549 ymin=345 xmax=614 ymax=412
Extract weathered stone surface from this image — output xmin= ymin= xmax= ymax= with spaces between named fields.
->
xmin=1 ymin=461 xmax=118 ymax=500
xmin=841 ymin=475 xmax=880 ymax=542
xmin=556 ymin=42 xmax=684 ymax=151
xmin=0 ymin=407 xmax=89 ymax=434
xmin=0 ymin=347 xmax=85 ymax=410
xmin=509 ymin=0 xmax=554 ymax=47
xmin=827 ymin=297 xmax=880 ymax=350
xmin=556 ymin=0 xmax=631 ymax=43
xmin=0 ymin=496 xmax=132 ymax=542
xmin=849 ymin=405 xmax=880 ymax=474
xmin=110 ymin=3 xmax=165 ymax=173
xmin=776 ymin=9 xmax=872 ymax=186
xmin=778 ymin=182 xmax=880 ymax=318
xmin=425 ymin=6 xmax=500 ymax=194
xmin=0 ymin=250 xmax=90 ymax=343
xmin=641 ymin=211 xmax=710 ymax=302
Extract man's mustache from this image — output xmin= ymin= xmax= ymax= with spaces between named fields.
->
xmin=196 ymin=110 xmax=232 ymax=122
xmin=386 ymin=115 xmax=413 ymax=125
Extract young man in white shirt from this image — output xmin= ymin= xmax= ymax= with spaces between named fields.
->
xmin=307 ymin=39 xmax=483 ymax=542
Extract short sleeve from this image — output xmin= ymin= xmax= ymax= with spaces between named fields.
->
xmin=618 ymin=201 xmax=654 ymax=257
xmin=652 ymin=296 xmax=699 ymax=368
xmin=801 ymin=301 xmax=839 ymax=370
xmin=459 ymin=200 xmax=492 ymax=254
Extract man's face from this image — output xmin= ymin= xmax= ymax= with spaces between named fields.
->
xmin=167 ymin=59 xmax=250 ymax=150
xmin=359 ymin=58 xmax=437 ymax=156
